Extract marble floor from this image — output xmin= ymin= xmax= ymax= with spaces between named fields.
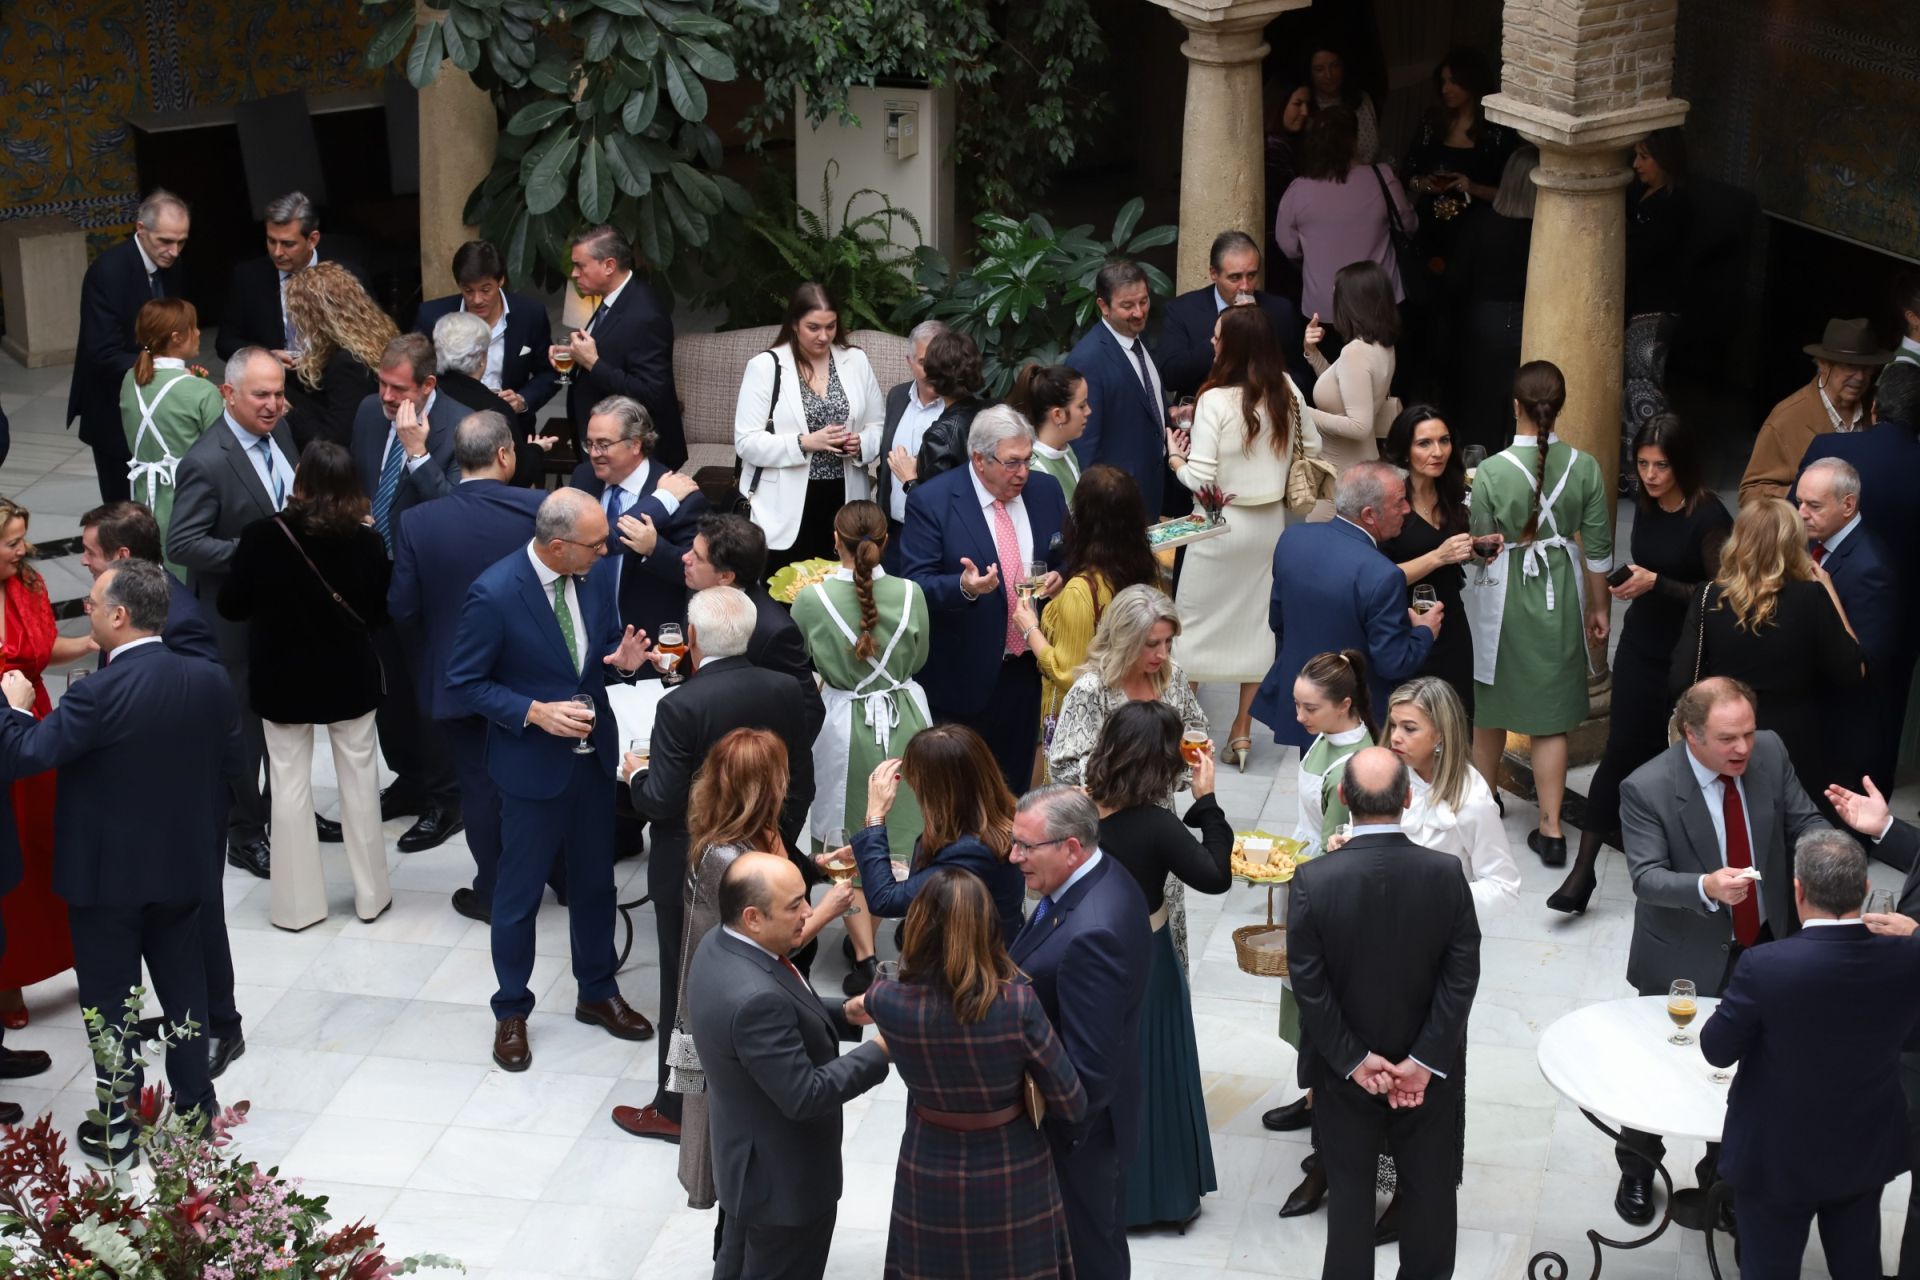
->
xmin=0 ymin=348 xmax=1910 ymax=1279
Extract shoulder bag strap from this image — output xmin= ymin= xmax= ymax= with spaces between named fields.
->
xmin=744 ymin=351 xmax=782 ymax=498
xmin=1368 ymin=163 xmax=1409 ymax=242
xmin=272 ymin=517 xmax=369 ymax=630
xmin=1689 ymin=582 xmax=1711 ymax=684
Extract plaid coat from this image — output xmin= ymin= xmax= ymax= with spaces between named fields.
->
xmin=866 ymin=978 xmax=1088 ymax=1279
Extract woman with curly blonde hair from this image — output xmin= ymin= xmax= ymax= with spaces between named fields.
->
xmin=284 ymin=262 xmax=397 ymax=448
xmin=1671 ymin=496 xmax=1861 ymax=800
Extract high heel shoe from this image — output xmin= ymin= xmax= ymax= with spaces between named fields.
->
xmin=1229 ymin=737 xmax=1252 ymax=773
xmin=1547 ymin=833 xmax=1603 ymax=915
xmin=1278 ymin=1155 xmax=1326 ymax=1218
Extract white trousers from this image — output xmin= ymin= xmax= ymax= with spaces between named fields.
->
xmin=264 ymin=713 xmax=390 ymax=929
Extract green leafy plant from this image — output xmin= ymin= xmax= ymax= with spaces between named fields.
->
xmin=359 ymin=0 xmax=766 ymax=288
xmin=702 ymin=162 xmax=922 ymax=331
xmin=895 ymin=197 xmax=1177 ymax=397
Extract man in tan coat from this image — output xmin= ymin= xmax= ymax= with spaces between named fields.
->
xmin=1739 ymin=318 xmax=1893 ymax=505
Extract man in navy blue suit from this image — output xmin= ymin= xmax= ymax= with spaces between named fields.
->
xmin=1010 ymin=784 xmax=1151 ymax=1279
xmin=1798 ymin=457 xmax=1904 ymax=804
xmin=214 ymin=191 xmax=366 ymax=361
xmin=446 ymin=489 xmax=657 ymax=1072
xmin=902 ymin=407 xmax=1067 ymax=796
xmin=558 ymin=226 xmax=685 ymax=468
xmin=1154 ymin=229 xmax=1307 ymax=410
xmin=1066 ymin=261 xmax=1170 ymax=516
xmin=1252 ymin=462 xmax=1442 ymax=748
xmin=70 ymin=190 xmax=189 ymax=503
xmin=1701 ymin=830 xmax=1920 ymax=1276
xmin=567 ymin=394 xmax=706 ymax=642
xmin=413 ymin=239 xmax=559 ymax=434
xmin=0 ymin=561 xmax=240 ymax=1165
xmin=390 ymin=412 xmax=545 ymax=924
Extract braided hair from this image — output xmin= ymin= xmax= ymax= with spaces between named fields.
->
xmin=1511 ymin=360 xmax=1567 ymax=542
xmin=833 ymin=499 xmax=888 ymax=662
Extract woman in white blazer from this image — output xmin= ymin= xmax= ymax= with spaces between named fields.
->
xmin=734 ymin=282 xmax=887 ymax=571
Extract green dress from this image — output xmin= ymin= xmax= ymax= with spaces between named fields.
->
xmin=1467 ymin=434 xmax=1612 ymax=735
xmin=119 ymin=361 xmax=225 ymax=582
xmin=1279 ymin=725 xmax=1373 ymax=1048
xmin=1031 ymin=440 xmax=1080 ymax=503
xmin=791 ymin=568 xmax=931 ymax=862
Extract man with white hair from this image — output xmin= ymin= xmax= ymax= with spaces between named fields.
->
xmin=413 ymin=238 xmax=559 ymax=426
xmin=618 ymin=584 xmax=816 ymax=1144
xmin=901 ymin=406 xmax=1068 ymax=795
xmin=71 ymin=188 xmax=191 ymax=502
xmin=431 ymin=311 xmax=554 ymax=487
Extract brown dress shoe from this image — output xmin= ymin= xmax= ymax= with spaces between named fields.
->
xmin=576 ymin=996 xmax=655 ymax=1041
xmin=611 ymin=1104 xmax=681 ymax=1143
xmin=493 ymin=1017 xmax=531 ymax=1072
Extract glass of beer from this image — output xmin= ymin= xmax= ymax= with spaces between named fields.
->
xmin=1666 ymin=979 xmax=1697 ymax=1046
xmin=1411 ymin=584 xmax=1438 ymax=615
xmin=1180 ymin=730 xmax=1210 ymax=766
xmin=821 ymin=828 xmax=859 ymax=916
xmin=628 ymin=735 xmax=650 ymax=775
xmin=549 ymin=344 xmax=574 ymax=387
xmin=655 ymin=623 xmax=687 ymax=686
xmin=569 ymin=694 xmax=596 ymax=755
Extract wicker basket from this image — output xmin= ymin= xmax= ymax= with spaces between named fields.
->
xmin=1232 ymin=884 xmax=1289 ymax=977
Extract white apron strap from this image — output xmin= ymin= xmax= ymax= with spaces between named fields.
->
xmin=126 ymin=373 xmax=190 ymax=506
xmin=1498 ymin=447 xmax=1577 ymax=611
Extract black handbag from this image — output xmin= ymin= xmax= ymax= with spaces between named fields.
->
xmin=1369 ymin=163 xmax=1430 ymax=306
xmin=731 ymin=351 xmax=782 ymax=515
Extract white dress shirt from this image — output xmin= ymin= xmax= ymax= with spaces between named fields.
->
xmin=224 ymin=413 xmax=293 ymax=510
xmin=382 ymin=390 xmax=438 ymax=476
xmin=1103 ymin=318 xmax=1163 ymax=409
xmin=526 ymin=543 xmax=585 ymax=675
xmin=464 ymin=293 xmax=512 ymax=390
xmin=588 ymin=272 xmax=633 ymax=333
xmin=107 ymin=635 xmax=165 ymax=663
xmin=889 ymin=386 xmax=945 ymax=522
xmin=966 ymin=464 xmax=1033 ymax=594
xmin=1818 ymin=512 xmax=1861 ymax=557
xmin=1799 ymin=916 xmax=1862 ymax=929
xmin=1684 ymin=745 xmax=1763 ymax=924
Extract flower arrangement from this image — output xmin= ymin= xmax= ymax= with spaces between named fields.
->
xmin=0 ymin=991 xmax=460 ymax=1279
xmin=1192 ymin=484 xmax=1236 ymax=525
xmin=188 ymin=365 xmax=210 ymax=380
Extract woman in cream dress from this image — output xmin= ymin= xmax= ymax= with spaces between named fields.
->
xmin=1169 ymin=303 xmax=1318 ymax=768
xmin=1301 ymin=261 xmax=1401 ymax=520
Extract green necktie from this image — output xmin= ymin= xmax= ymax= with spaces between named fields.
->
xmin=552 ymin=577 xmax=579 ymax=671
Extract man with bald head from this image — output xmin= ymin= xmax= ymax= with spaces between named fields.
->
xmin=684 ymin=851 xmax=889 ymax=1280
xmin=447 ymin=487 xmax=656 ymax=1072
xmin=1287 ymin=746 xmax=1481 ymax=1279
xmin=168 ymin=346 xmax=300 ymax=876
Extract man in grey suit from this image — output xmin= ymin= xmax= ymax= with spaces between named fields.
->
xmin=167 ymin=347 xmax=299 ymax=878
xmin=349 ymin=332 xmax=478 ymax=850
xmin=685 ymin=852 xmax=890 ymax=1279
xmin=1612 ymin=676 xmax=1828 ymax=1226
xmin=872 ymin=320 xmax=947 ymax=570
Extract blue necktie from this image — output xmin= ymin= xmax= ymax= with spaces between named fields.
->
xmin=606 ymin=486 xmax=629 ymax=592
xmin=1028 ymin=895 xmax=1054 ymax=932
xmin=372 ymin=436 xmax=404 ymax=553
xmin=255 ymin=436 xmax=285 ymax=510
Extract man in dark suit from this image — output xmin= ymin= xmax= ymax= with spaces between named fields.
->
xmin=567 ymin=394 xmax=705 ymax=643
xmin=1065 ymin=260 xmax=1169 ymax=516
xmin=214 ymin=191 xmax=359 ymax=362
xmin=0 ymin=561 xmax=240 ymax=1165
xmin=78 ymin=501 xmax=244 ymax=1077
xmin=1614 ymin=676 xmax=1828 ymax=1224
xmin=70 ymin=189 xmax=189 ymax=503
xmin=1007 ymin=784 xmax=1150 ymax=1278
xmin=680 ymin=512 xmax=825 ymax=742
xmin=685 ymin=852 xmax=890 ymax=1280
xmin=1797 ymin=361 xmax=1920 ymax=597
xmin=413 ymin=239 xmax=559 ymax=437
xmin=445 ymin=489 xmax=657 ymax=1072
xmin=902 ymin=408 xmax=1067 ymax=796
xmin=873 ymin=320 xmax=951 ymax=570
xmin=351 ymin=332 xmax=479 ymax=851
xmin=167 ymin=347 xmax=299 ymax=877
xmin=429 ymin=310 xmax=557 ymax=488
xmin=559 ymin=225 xmax=684 ymax=467
xmin=1700 ymin=830 xmax=1920 ymax=1276
xmin=1798 ymin=456 xmax=1906 ymax=802
xmin=620 ymin=585 xmax=817 ymax=1143
xmin=390 ymin=412 xmax=545 ymax=924
xmin=1251 ymin=462 xmax=1442 ymax=749
xmin=1287 ymin=748 xmax=1481 ymax=1279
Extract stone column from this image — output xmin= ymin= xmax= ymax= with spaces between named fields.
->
xmin=416 ymin=42 xmax=496 ymax=297
xmin=1146 ymin=0 xmax=1307 ymax=292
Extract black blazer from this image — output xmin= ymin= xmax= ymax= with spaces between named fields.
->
xmin=217 ymin=509 xmax=391 ymax=724
xmin=628 ymin=655 xmax=816 ymax=872
xmin=69 ymin=238 xmax=181 ymax=446
xmin=216 ymin=252 xmax=368 ymax=359
xmin=565 ymin=277 xmax=685 ymax=467
xmin=1285 ymin=829 xmax=1481 ymax=1089
xmin=435 ymin=369 xmax=548 ymax=488
xmin=568 ymin=458 xmax=708 ymax=641
xmin=349 ymin=389 xmax=478 ymax=544
xmin=1153 ymin=286 xmax=1305 ymax=400
xmin=284 ymin=348 xmax=378 ymax=451
xmin=747 ymin=584 xmax=826 ymax=745
xmin=95 ymin=574 xmax=221 ymax=671
xmin=414 ymin=292 xmax=560 ymax=419
xmin=0 ymin=643 xmax=241 ymax=907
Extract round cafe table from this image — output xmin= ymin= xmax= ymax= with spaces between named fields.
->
xmin=1531 ymin=996 xmax=1735 ymax=1280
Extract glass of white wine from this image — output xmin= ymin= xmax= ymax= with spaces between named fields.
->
xmin=822 ymin=829 xmax=859 ymax=916
xmin=1411 ymin=584 xmax=1438 ymax=615
xmin=1666 ymin=979 xmax=1698 ymax=1046
xmin=569 ymin=694 xmax=596 ymax=755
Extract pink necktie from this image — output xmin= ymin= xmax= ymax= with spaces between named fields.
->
xmin=991 ymin=500 xmax=1027 ymax=655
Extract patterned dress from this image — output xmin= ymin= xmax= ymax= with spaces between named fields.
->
xmin=866 ymin=978 xmax=1087 ymax=1279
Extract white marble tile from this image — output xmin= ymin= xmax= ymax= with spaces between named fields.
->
xmin=369 ymin=1000 xmax=501 ymax=1066
xmin=294 ymin=1179 xmax=401 ymax=1229
xmin=338 ymin=889 xmax=483 ymax=948
xmin=280 ymin=1112 xmax=445 ymax=1186
xmin=457 ymin=1068 xmax=618 ymax=1137
xmin=495 ymin=1200 xmax=667 ymax=1277
xmin=215 ymin=1045 xmax=363 ymax=1114
xmin=516 ymin=1011 xmax=646 ymax=1077
xmin=323 ymin=1055 xmax=488 ymax=1126
xmin=375 ymin=1189 xmax=533 ymax=1269
xmin=248 ymin=987 xmax=409 ymax=1056
xmin=541 ymin=1133 xmax=688 ymax=1209
xmin=299 ymin=936 xmax=449 ymax=1000
xmin=407 ymin=1125 xmax=576 ymax=1200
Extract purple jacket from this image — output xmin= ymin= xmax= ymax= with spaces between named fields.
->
xmin=1274 ymin=163 xmax=1419 ymax=321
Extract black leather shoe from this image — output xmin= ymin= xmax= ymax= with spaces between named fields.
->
xmin=1546 ymin=863 xmax=1598 ymax=915
xmin=315 ymin=814 xmax=343 ymax=843
xmin=1278 ymin=1162 xmax=1326 ymax=1217
xmin=1373 ymin=1195 xmax=1401 ymax=1247
xmin=227 ymin=839 xmax=270 ymax=879
xmin=0 ymin=1100 xmax=21 ymax=1125
xmin=380 ymin=784 xmax=424 ymax=822
xmin=1528 ymin=829 xmax=1568 ymax=868
xmin=208 ymin=1035 xmax=245 ymax=1080
xmin=76 ymin=1120 xmax=140 ymax=1168
xmin=1614 ymin=1173 xmax=1655 ymax=1226
xmin=398 ymin=808 xmax=462 ymax=853
xmin=0 ymin=1045 xmax=51 ymax=1079
xmin=1262 ymin=1095 xmax=1313 ymax=1131
xmin=451 ymin=887 xmax=491 ymax=924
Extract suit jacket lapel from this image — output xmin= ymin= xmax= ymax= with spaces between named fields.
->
xmin=514 ymin=557 xmax=579 ymax=674
xmin=957 ymin=479 xmax=1000 ymax=573
xmin=1673 ymin=750 xmax=1721 ymax=875
xmin=218 ymin=426 xmax=278 ymax=519
xmin=1096 ymin=323 xmax=1157 ymax=417
xmin=719 ymin=932 xmax=833 ymax=1034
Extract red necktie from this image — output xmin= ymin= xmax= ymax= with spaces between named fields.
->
xmin=991 ymin=500 xmax=1028 ymax=655
xmin=1810 ymin=542 xmax=1827 ymax=566
xmin=1718 ymin=775 xmax=1761 ymax=946
xmin=779 ymin=956 xmax=808 ymax=989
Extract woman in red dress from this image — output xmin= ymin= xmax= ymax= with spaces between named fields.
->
xmin=0 ymin=496 xmax=96 ymax=1023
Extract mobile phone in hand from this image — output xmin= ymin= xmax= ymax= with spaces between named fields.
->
xmin=1606 ymin=564 xmax=1634 ymax=588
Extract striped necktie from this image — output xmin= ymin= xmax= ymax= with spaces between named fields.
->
xmin=371 ymin=436 xmax=404 ymax=553
xmin=255 ymin=436 xmax=285 ymax=509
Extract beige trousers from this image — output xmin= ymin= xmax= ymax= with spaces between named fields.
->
xmin=264 ymin=713 xmax=389 ymax=929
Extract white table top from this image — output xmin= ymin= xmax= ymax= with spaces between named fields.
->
xmin=607 ymin=680 xmax=673 ymax=756
xmin=1535 ymin=996 xmax=1732 ymax=1142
